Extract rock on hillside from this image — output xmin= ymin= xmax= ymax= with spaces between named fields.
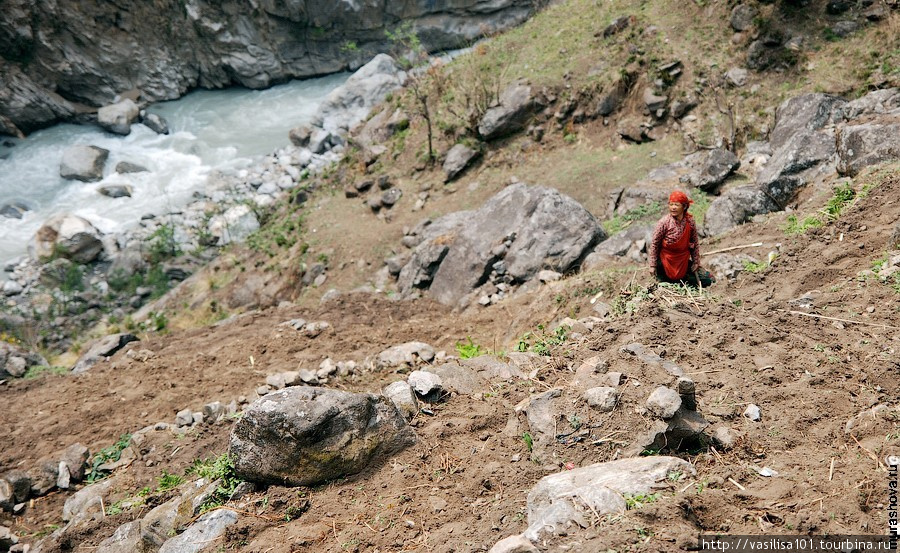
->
xmin=704 ymin=88 xmax=900 ymax=235
xmin=0 ymin=0 xmax=534 ymax=135
xmin=396 ymin=183 xmax=606 ymax=307
xmin=229 ymin=387 xmax=416 ymax=486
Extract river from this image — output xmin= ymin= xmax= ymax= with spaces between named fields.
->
xmin=0 ymin=72 xmax=348 ymax=269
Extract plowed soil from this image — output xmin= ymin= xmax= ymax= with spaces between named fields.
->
xmin=2 ymin=173 xmax=899 ymax=552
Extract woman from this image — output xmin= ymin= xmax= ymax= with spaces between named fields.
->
xmin=648 ymin=191 xmax=714 ymax=287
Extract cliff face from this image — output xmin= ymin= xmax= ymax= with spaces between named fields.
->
xmin=0 ymin=0 xmax=533 ymax=136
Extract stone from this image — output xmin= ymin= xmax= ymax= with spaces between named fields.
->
xmin=730 ymin=4 xmax=758 ymax=31
xmin=208 ymin=204 xmax=260 ymax=245
xmin=744 ymin=404 xmax=762 ymax=421
xmin=230 ymin=387 xmax=416 ymax=486
xmin=537 ymin=270 xmax=561 ymax=283
xmin=142 ymin=112 xmax=169 ymax=134
xmin=0 ymin=526 xmax=18 ymax=550
xmin=583 ymin=387 xmax=618 ymax=412
xmin=175 ymin=408 xmax=193 ymax=427
xmin=478 ymin=83 xmax=537 ymax=140
xmin=693 ymin=149 xmax=740 ymax=191
xmin=289 ymin=125 xmax=312 ymax=147
xmin=0 ymin=202 xmax=29 ymax=219
xmin=203 ymin=401 xmax=225 ymax=424
xmin=60 ymin=443 xmax=90 ymax=482
xmin=375 ymin=342 xmax=435 ymax=369
xmin=524 ymin=457 xmax=695 ymax=541
xmin=703 ymin=185 xmax=779 ymax=236
xmin=383 ymin=381 xmax=419 ymax=420
xmin=313 ymin=54 xmax=406 ymax=134
xmin=381 ymin=187 xmax=402 ymax=207
xmin=2 ymin=281 xmax=23 ymax=296
xmin=712 ymin=426 xmax=738 ymax=449
xmin=3 ymin=471 xmax=31 ymax=503
xmin=27 ymin=458 xmax=59 ymax=496
xmin=72 ymin=333 xmax=138 ymax=373
xmin=30 ymin=213 xmax=104 ymax=263
xmin=56 ymin=462 xmax=71 ymax=489
xmin=94 ymin=520 xmax=142 ymax=553
xmin=515 ymin=389 xmax=562 ymax=462
xmin=98 ymin=184 xmax=133 ymax=198
xmin=832 ymin=20 xmax=859 ymax=37
xmin=646 ymin=387 xmax=682 ymax=419
xmin=158 ymin=509 xmax=238 ymax=553
xmin=62 ymin=474 xmax=120 ymax=521
xmin=489 ymin=534 xmax=538 ymax=553
xmin=642 ymin=87 xmax=667 ymax=113
xmin=97 ymin=99 xmax=139 ymax=135
xmin=407 ymin=370 xmax=443 ymax=398
xmin=0 ymin=480 xmax=13 ymax=512
xmin=725 ymin=67 xmax=749 ymax=87
xmin=443 ymin=144 xmax=479 ymax=182
xmin=397 ymin=183 xmax=604 ymax=307
xmin=425 ymin=362 xmax=488 ymax=395
xmin=837 ymin=122 xmax=900 ymax=177
xmin=677 ymin=377 xmax=697 ymax=410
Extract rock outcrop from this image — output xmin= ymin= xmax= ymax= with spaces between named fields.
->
xmin=230 ymin=387 xmax=416 ymax=486
xmin=29 ymin=214 xmax=104 ymax=264
xmin=0 ymin=0 xmax=534 ymax=135
xmin=397 ymin=183 xmax=605 ymax=307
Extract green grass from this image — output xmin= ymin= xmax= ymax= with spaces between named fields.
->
xmin=515 ymin=324 xmax=570 ymax=356
xmin=783 ymin=214 xmax=823 ymax=234
xmin=188 ymin=454 xmax=244 ymax=512
xmin=23 ymin=365 xmax=68 ymax=379
xmin=86 ymin=434 xmax=132 ymax=483
xmin=741 ymin=259 xmax=770 ymax=273
xmin=156 ymin=471 xmax=184 ymax=493
xmin=624 ymin=492 xmax=661 ymax=509
xmin=455 ymin=337 xmax=485 ymax=359
xmin=522 ymin=431 xmax=534 ymax=452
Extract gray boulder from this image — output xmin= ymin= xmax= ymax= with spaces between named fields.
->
xmin=313 ymin=54 xmax=406 ymax=134
xmin=703 ymin=185 xmax=778 ymax=236
xmin=0 ymin=343 xmax=47 ymax=379
xmin=141 ymin=112 xmax=169 ymax=135
xmin=60 ymin=145 xmax=109 ymax=182
xmin=524 ymin=456 xmax=695 ymax=541
xmin=230 ymin=387 xmax=416 ymax=486
xmin=0 ymin=202 xmax=29 ymax=219
xmin=837 ymin=122 xmax=900 ymax=177
xmin=115 ymin=161 xmax=148 ymax=174
xmin=443 ymin=144 xmax=480 ymax=182
xmin=383 ymin=381 xmax=419 ymax=420
xmin=97 ymin=99 xmax=139 ymax=135
xmin=208 ymin=204 xmax=260 ymax=245
xmin=725 ymin=67 xmax=749 ymax=88
xmin=376 ymin=342 xmax=435 ymax=369
xmin=693 ymin=148 xmax=740 ymax=191
xmin=98 ymin=184 xmax=133 ymax=198
xmin=646 ymin=386 xmax=682 ymax=419
xmin=72 ymin=333 xmax=139 ymax=373
xmin=478 ymin=83 xmax=537 ymax=140
xmin=397 ymin=183 xmax=605 ymax=307
xmin=158 ymin=509 xmax=238 ymax=553
xmin=30 ymin=213 xmax=104 ymax=263
xmin=730 ymin=4 xmax=757 ymax=31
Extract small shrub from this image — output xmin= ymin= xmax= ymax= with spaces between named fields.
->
xmin=188 ymin=454 xmax=244 ymax=512
xmin=783 ymin=214 xmax=823 ymax=234
xmin=455 ymin=337 xmax=485 ymax=359
xmin=23 ymin=365 xmax=68 ymax=379
xmin=624 ymin=492 xmax=660 ymax=509
xmin=522 ymin=432 xmax=534 ymax=452
xmin=149 ymin=223 xmax=181 ymax=263
xmin=87 ymin=434 xmax=132 ymax=483
xmin=156 ymin=471 xmax=184 ymax=493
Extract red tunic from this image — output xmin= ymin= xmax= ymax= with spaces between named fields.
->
xmin=649 ymin=214 xmax=699 ymax=280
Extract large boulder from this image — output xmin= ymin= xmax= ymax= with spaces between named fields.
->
xmin=0 ymin=342 xmax=48 ymax=379
xmin=478 ymin=83 xmax=538 ymax=140
xmin=312 ymin=54 xmax=406 ymax=135
xmin=443 ymin=143 xmax=480 ymax=182
xmin=97 ymin=99 xmax=140 ymax=135
xmin=230 ymin=387 xmax=416 ymax=486
xmin=523 ymin=456 xmax=695 ymax=541
xmin=207 ymin=204 xmax=260 ymax=245
xmin=837 ymin=122 xmax=900 ymax=177
xmin=72 ymin=333 xmax=139 ymax=373
xmin=397 ymin=183 xmax=605 ymax=307
xmin=30 ymin=213 xmax=104 ymax=263
xmin=59 ymin=145 xmax=109 ymax=182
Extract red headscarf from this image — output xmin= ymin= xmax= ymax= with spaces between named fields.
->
xmin=669 ymin=191 xmax=693 ymax=210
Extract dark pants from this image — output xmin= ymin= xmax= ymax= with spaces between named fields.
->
xmin=655 ymin=265 xmax=715 ymax=288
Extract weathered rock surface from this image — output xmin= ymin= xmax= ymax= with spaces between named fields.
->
xmin=397 ymin=183 xmax=605 ymax=307
xmin=98 ymin=185 xmax=134 ymax=198
xmin=59 ymin=145 xmax=109 ymax=182
xmin=72 ymin=333 xmax=139 ymax=373
xmin=443 ymin=144 xmax=480 ymax=182
xmin=158 ymin=509 xmax=238 ymax=553
xmin=30 ymin=214 xmax=104 ymax=263
xmin=0 ymin=342 xmax=47 ymax=379
xmin=523 ymin=457 xmax=695 ymax=541
xmin=97 ymin=99 xmax=139 ymax=135
xmin=383 ymin=381 xmax=419 ymax=420
xmin=208 ymin=204 xmax=260 ymax=245
xmin=376 ymin=342 xmax=436 ymax=369
xmin=478 ymin=83 xmax=538 ymax=140
xmin=0 ymin=2 xmax=534 ymax=134
xmin=230 ymin=387 xmax=416 ymax=486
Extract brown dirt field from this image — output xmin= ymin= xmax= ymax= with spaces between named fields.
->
xmin=3 ymin=170 xmax=899 ymax=552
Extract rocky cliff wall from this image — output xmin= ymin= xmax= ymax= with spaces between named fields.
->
xmin=0 ymin=0 xmax=533 ymax=136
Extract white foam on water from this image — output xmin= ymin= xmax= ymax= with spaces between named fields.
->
xmin=0 ymin=72 xmax=348 ymax=268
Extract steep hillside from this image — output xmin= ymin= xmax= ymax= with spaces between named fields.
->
xmin=2 ymin=0 xmax=900 ymax=551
